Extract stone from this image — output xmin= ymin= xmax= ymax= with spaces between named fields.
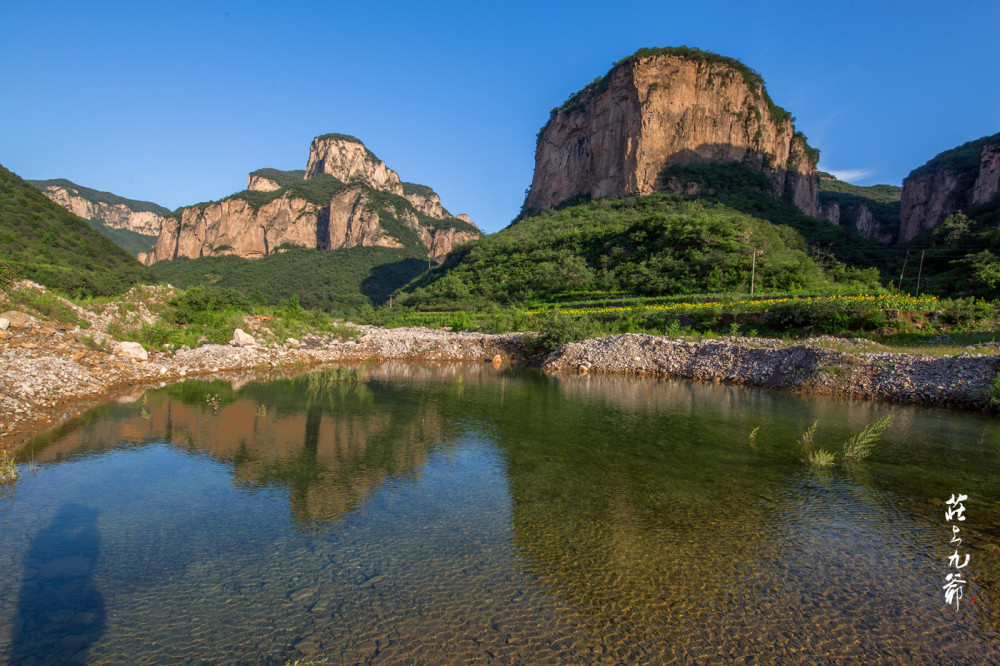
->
xmin=231 ymin=329 xmax=256 ymax=347
xmin=285 ymin=337 xmax=301 ymax=348
xmin=491 ymin=354 xmax=503 ymax=368
xmin=0 ymin=311 xmax=35 ymax=330
xmin=0 ymin=317 xmax=8 ymax=330
xmin=115 ymin=341 xmax=148 ymax=361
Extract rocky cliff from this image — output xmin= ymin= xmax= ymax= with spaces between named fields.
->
xmin=521 ymin=47 xmax=820 ymax=219
xmin=142 ymin=136 xmax=479 ymax=265
xmin=899 ymin=132 xmax=1000 ymax=241
xmin=817 ymin=173 xmax=902 ymax=244
xmin=29 ymin=179 xmax=167 ymax=236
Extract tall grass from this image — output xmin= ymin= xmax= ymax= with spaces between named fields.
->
xmin=843 ymin=414 xmax=896 ymax=461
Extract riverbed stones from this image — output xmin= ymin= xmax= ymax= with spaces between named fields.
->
xmin=115 ymin=341 xmax=148 ymax=361
xmin=231 ymin=329 xmax=256 ymax=347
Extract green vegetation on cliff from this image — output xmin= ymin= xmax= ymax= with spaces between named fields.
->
xmin=0 ymin=165 xmax=153 ymax=296
xmin=817 ymin=172 xmax=901 ymax=204
xmin=167 ymin=174 xmax=478 ymax=256
xmin=544 ymin=46 xmax=804 ymax=144
xmin=87 ymin=222 xmax=158 ymax=257
xmin=907 ymin=132 xmax=1000 ymax=181
xmin=150 ymin=246 xmax=427 ymax=312
xmin=816 ymin=172 xmax=901 ymax=242
xmin=248 ymin=168 xmax=306 ymax=187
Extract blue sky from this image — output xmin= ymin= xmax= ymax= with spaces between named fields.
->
xmin=2 ymin=1 xmax=997 ymax=233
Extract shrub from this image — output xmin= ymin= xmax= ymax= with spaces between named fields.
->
xmin=523 ymin=312 xmax=599 ymax=355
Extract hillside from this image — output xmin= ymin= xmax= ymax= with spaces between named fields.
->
xmin=817 ymin=172 xmax=901 ymax=244
xmin=28 ymin=178 xmax=165 ymax=255
xmin=899 ymin=131 xmax=1000 ymax=240
xmin=0 ymin=165 xmax=153 ymax=296
xmin=400 ymin=188 xmax=881 ymax=310
xmin=522 ymin=46 xmax=820 ymax=220
xmin=150 ymin=246 xmax=427 ymax=312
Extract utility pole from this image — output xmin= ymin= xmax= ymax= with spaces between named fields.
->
xmin=750 ymin=249 xmax=764 ymax=296
xmin=897 ymin=251 xmax=909 ymax=294
xmin=914 ymin=250 xmax=926 ymax=296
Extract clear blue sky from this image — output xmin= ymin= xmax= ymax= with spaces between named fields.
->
xmin=2 ymin=1 xmax=997 ymax=233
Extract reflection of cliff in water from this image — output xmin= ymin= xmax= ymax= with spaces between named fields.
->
xmin=24 ymin=369 xmax=454 ymax=532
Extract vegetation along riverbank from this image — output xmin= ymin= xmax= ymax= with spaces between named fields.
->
xmin=3 ymin=279 xmax=1000 ymax=458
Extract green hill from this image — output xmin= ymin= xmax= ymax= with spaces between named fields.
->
xmin=151 ymin=246 xmax=429 ymax=313
xmin=27 ymin=177 xmax=164 ymax=256
xmin=400 ymin=181 xmax=883 ymax=311
xmin=1 ymin=165 xmax=154 ymax=296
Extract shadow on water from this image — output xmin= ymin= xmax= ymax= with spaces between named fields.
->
xmin=9 ymin=503 xmax=105 ymax=665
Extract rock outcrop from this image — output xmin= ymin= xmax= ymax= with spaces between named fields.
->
xmin=306 ymin=134 xmax=404 ymax=195
xmin=142 ymin=136 xmax=480 ymax=265
xmin=30 ymin=179 xmax=166 ymax=236
xmin=522 ymin=48 xmax=820 ymax=219
xmin=899 ymin=133 xmax=1000 ymax=241
xmin=819 ymin=198 xmax=899 ymax=244
xmin=973 ymin=142 xmax=1000 ymax=205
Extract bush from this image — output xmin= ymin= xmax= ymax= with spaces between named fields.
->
xmin=523 ymin=312 xmax=599 ymax=355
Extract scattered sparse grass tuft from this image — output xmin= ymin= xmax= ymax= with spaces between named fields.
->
xmin=808 ymin=449 xmax=836 ymax=467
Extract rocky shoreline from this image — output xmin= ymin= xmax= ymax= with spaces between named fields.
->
xmin=3 ymin=310 xmax=999 ymax=455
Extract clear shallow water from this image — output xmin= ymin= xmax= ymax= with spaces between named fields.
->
xmin=1 ymin=362 xmax=999 ymax=664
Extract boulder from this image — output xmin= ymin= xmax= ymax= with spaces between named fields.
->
xmin=116 ymin=341 xmax=148 ymax=361
xmin=231 ymin=328 xmax=257 ymax=347
xmin=0 ymin=311 xmax=35 ymax=330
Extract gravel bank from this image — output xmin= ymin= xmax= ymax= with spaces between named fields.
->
xmin=542 ymin=334 xmax=1000 ymax=410
xmin=3 ymin=313 xmax=998 ymax=454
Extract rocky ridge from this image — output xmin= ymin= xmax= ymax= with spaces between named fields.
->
xmin=29 ymin=179 xmax=166 ymax=237
xmin=141 ymin=135 xmax=480 ymax=265
xmin=522 ymin=48 xmax=820 ymax=219
xmin=899 ymin=133 xmax=1000 ymax=241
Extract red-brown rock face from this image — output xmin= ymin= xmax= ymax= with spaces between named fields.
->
xmin=142 ymin=136 xmax=481 ymax=265
xmin=523 ymin=53 xmax=819 ymax=218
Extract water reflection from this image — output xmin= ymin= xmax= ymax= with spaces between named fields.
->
xmin=10 ymin=363 xmax=1000 ymax=662
xmin=9 ymin=503 xmax=105 ymax=664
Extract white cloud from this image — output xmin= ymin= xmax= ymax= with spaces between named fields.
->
xmin=820 ymin=167 xmax=878 ymax=183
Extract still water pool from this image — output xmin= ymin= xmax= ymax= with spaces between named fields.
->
xmin=1 ymin=362 xmax=999 ymax=664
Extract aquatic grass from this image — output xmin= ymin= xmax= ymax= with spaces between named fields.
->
xmin=798 ymin=420 xmax=818 ymax=449
xmin=748 ymin=426 xmax=759 ymax=445
xmin=0 ymin=449 xmax=18 ymax=483
xmin=843 ymin=413 xmax=896 ymax=461
xmin=807 ymin=449 xmax=836 ymax=467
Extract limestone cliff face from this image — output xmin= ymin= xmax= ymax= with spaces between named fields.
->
xmin=33 ymin=182 xmax=164 ymax=236
xmin=247 ymin=175 xmax=282 ymax=192
xmin=306 ymin=135 xmax=404 ymax=195
xmin=973 ymin=142 xmax=1000 ymax=205
xmin=149 ymin=194 xmax=321 ymax=261
xmin=523 ymin=51 xmax=819 ymax=218
xmin=820 ymin=199 xmax=896 ymax=244
xmin=143 ymin=135 xmax=481 ymax=266
xmin=899 ymin=136 xmax=1000 ymax=241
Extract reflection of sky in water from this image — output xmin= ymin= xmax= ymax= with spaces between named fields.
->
xmin=1 ymin=363 xmax=998 ymax=663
